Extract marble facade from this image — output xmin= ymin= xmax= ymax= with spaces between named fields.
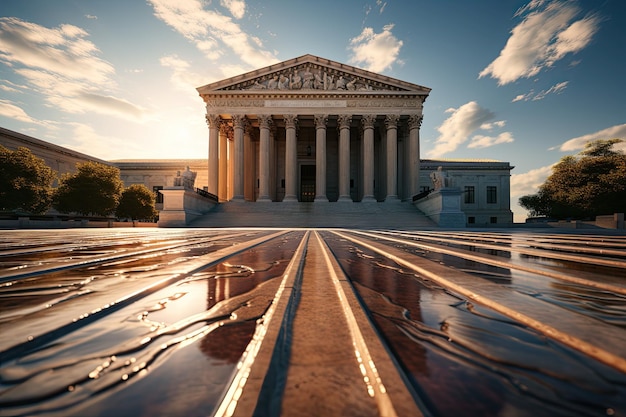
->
xmin=196 ymin=55 xmax=431 ymax=203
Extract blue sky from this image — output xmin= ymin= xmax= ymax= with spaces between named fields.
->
xmin=1 ymin=0 xmax=624 ymax=221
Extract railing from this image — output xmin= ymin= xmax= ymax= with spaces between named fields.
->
xmin=195 ymin=188 xmax=219 ymax=202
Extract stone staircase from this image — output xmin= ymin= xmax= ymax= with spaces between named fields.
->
xmin=188 ymin=200 xmax=436 ymax=229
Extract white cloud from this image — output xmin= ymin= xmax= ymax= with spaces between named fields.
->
xmin=480 ymin=120 xmax=506 ymax=130
xmin=426 ymin=101 xmax=496 ymax=158
xmin=348 ymin=24 xmax=402 ymax=73
xmin=479 ymin=1 xmax=600 ymax=85
xmin=0 ymin=99 xmax=47 ymax=125
xmin=148 ymin=0 xmax=277 ymax=70
xmin=559 ymin=124 xmax=626 ymax=152
xmin=0 ymin=17 xmax=145 ymax=122
xmin=468 ymin=132 xmax=514 ymax=149
xmin=160 ymin=54 xmax=209 ymax=92
xmin=512 ymin=81 xmax=569 ymax=102
xmin=510 ymin=164 xmax=554 ymax=221
xmin=221 ymin=0 xmax=245 ymax=19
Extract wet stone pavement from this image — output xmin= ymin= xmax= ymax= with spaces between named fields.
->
xmin=0 ymin=228 xmax=625 ymax=416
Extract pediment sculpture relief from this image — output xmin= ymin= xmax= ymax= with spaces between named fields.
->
xmin=224 ymin=64 xmax=400 ymax=92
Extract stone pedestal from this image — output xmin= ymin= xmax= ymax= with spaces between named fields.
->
xmin=158 ymin=187 xmax=217 ymax=227
xmin=413 ymin=187 xmax=466 ymax=228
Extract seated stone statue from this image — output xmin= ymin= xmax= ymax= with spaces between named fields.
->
xmin=430 ymin=166 xmax=448 ymax=190
xmin=181 ymin=166 xmax=197 ymax=190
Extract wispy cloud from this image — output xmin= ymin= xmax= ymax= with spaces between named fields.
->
xmin=512 ymin=81 xmax=569 ymax=102
xmin=510 ymin=164 xmax=554 ymax=220
xmin=0 ymin=17 xmax=145 ymax=121
xmin=0 ymin=99 xmax=47 ymax=126
xmin=148 ymin=0 xmax=277 ymax=70
xmin=479 ymin=1 xmax=600 ymax=85
xmin=427 ymin=101 xmax=514 ymax=158
xmin=160 ymin=54 xmax=210 ymax=91
xmin=348 ymin=24 xmax=402 ymax=73
xmin=220 ymin=0 xmax=245 ymax=19
xmin=558 ymin=124 xmax=626 ymax=152
xmin=468 ymin=132 xmax=514 ymax=149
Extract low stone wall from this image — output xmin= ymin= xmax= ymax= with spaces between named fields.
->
xmin=414 ymin=188 xmax=466 ymax=228
xmin=0 ymin=218 xmax=156 ymax=229
xmin=157 ymin=187 xmax=217 ymax=227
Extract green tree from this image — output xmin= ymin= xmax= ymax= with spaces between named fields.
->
xmin=116 ymin=184 xmax=158 ymax=221
xmin=0 ymin=146 xmax=56 ymax=214
xmin=53 ymin=161 xmax=124 ymax=216
xmin=519 ymin=139 xmax=626 ymax=219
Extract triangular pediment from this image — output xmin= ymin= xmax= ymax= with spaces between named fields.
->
xmin=197 ymin=54 xmax=431 ymax=95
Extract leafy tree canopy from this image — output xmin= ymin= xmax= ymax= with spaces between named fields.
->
xmin=116 ymin=184 xmax=158 ymax=221
xmin=53 ymin=161 xmax=124 ymax=216
xmin=0 ymin=145 xmax=56 ymax=214
xmin=519 ymin=139 xmax=626 ymax=219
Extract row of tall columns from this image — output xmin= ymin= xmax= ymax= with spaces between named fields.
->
xmin=206 ymin=113 xmax=422 ymax=203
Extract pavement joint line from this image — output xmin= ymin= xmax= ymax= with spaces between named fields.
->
xmin=333 ymin=230 xmax=626 ymax=374
xmin=214 ymin=231 xmax=310 ymax=417
xmin=314 ymin=231 xmax=424 ymax=417
xmin=361 ymin=230 xmax=626 ymax=296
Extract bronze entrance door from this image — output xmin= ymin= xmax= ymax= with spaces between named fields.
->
xmin=300 ymin=165 xmax=315 ymax=202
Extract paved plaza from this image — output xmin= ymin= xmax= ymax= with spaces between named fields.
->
xmin=1 ymin=226 xmax=625 ymax=416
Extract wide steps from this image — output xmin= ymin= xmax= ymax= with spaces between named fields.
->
xmin=189 ymin=201 xmax=435 ymax=229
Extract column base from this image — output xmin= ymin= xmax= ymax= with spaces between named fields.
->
xmin=257 ymin=196 xmax=272 ymax=202
xmin=384 ymin=195 xmax=401 ymax=203
xmin=283 ymin=195 xmax=298 ymax=202
xmin=314 ymin=196 xmax=329 ymax=203
xmin=230 ymin=195 xmax=245 ymax=202
xmin=337 ymin=195 xmax=353 ymax=202
xmin=361 ymin=195 xmax=377 ymax=203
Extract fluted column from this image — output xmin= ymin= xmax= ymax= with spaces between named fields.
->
xmin=408 ymin=114 xmax=423 ymax=200
xmin=283 ymin=114 xmax=298 ymax=202
xmin=314 ymin=114 xmax=328 ymax=202
xmin=338 ymin=115 xmax=352 ymax=202
xmin=257 ymin=115 xmax=272 ymax=202
xmin=385 ymin=115 xmax=399 ymax=202
xmin=206 ymin=114 xmax=220 ymax=197
xmin=231 ymin=115 xmax=245 ymax=201
xmin=361 ymin=115 xmax=376 ymax=202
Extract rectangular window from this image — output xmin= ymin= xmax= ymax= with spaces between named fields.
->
xmin=468 ymin=216 xmax=475 ymax=224
xmin=490 ymin=216 xmax=498 ymax=224
xmin=487 ymin=186 xmax=497 ymax=204
xmin=464 ymin=186 xmax=475 ymax=204
xmin=153 ymin=186 xmax=164 ymax=204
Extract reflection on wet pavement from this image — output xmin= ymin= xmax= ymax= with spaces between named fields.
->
xmin=0 ymin=228 xmax=625 ymax=416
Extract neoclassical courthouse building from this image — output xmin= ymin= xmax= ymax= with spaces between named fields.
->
xmin=1 ymin=55 xmax=514 ymax=226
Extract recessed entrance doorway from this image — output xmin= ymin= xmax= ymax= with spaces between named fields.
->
xmin=300 ymin=164 xmax=315 ymax=202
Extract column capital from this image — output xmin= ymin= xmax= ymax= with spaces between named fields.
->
xmin=385 ymin=114 xmax=400 ymax=129
xmin=284 ymin=114 xmax=298 ymax=129
xmin=314 ymin=114 xmax=328 ymax=129
xmin=361 ymin=114 xmax=376 ymax=130
xmin=337 ymin=114 xmax=352 ymax=130
xmin=220 ymin=123 xmax=234 ymax=140
xmin=258 ymin=114 xmax=272 ymax=130
xmin=408 ymin=114 xmax=423 ymax=130
xmin=206 ymin=114 xmax=221 ymax=128
xmin=232 ymin=114 xmax=246 ymax=129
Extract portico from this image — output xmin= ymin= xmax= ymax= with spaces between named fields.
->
xmin=197 ymin=55 xmax=430 ymax=204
